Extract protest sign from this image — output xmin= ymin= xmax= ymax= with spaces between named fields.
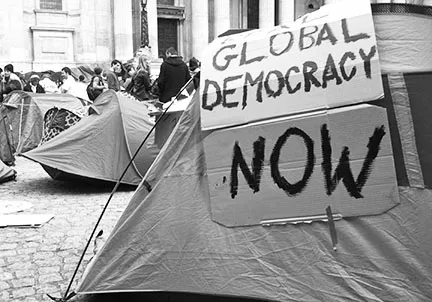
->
xmin=200 ymin=0 xmax=383 ymax=130
xmin=204 ymin=104 xmax=399 ymax=227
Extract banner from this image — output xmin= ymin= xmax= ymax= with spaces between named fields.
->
xmin=200 ymin=0 xmax=383 ymax=130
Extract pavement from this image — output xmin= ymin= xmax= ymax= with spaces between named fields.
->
xmin=0 ymin=158 xmax=271 ymax=302
xmin=0 ymin=156 xmax=134 ymax=302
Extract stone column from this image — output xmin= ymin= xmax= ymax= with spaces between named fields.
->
xmin=278 ymin=0 xmax=295 ymax=25
xmin=94 ymin=0 xmax=112 ymax=63
xmin=147 ymin=0 xmax=158 ymax=59
xmin=78 ymin=0 xmax=97 ymax=62
xmin=259 ymin=0 xmax=275 ymax=28
xmin=214 ymin=0 xmax=231 ymax=38
xmin=113 ymin=0 xmax=134 ymax=61
xmin=4 ymin=2 xmax=26 ymax=68
xmin=191 ymin=0 xmax=209 ymax=60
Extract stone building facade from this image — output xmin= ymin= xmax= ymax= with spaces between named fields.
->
xmin=0 ymin=0 xmax=430 ymax=74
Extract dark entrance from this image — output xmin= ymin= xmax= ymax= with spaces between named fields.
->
xmin=157 ymin=18 xmax=178 ymax=59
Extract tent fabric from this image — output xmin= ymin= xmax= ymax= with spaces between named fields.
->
xmin=372 ymin=4 xmax=432 ymax=73
xmin=0 ymin=91 xmax=86 ymax=165
xmin=370 ymin=72 xmax=432 ymax=188
xmin=77 ymin=6 xmax=432 ymax=301
xmin=77 ymin=92 xmax=432 ymax=301
xmin=0 ymin=160 xmax=16 ymax=184
xmin=20 ymin=90 xmax=160 ymax=186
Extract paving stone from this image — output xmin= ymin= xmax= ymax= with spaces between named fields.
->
xmin=11 ymin=277 xmax=36 ymax=288
xmin=15 ymin=269 xmax=35 ymax=279
xmin=12 ymin=286 xmax=36 ymax=298
xmin=7 ymin=254 xmax=31 ymax=263
xmin=22 ymin=242 xmax=39 ymax=249
xmin=2 ymin=158 xmax=130 ymax=302
xmin=0 ymin=250 xmax=17 ymax=257
xmin=0 ymin=271 xmax=14 ymax=280
xmin=33 ymin=252 xmax=55 ymax=260
xmin=0 ymin=280 xmax=10 ymax=290
xmin=36 ymin=283 xmax=59 ymax=296
xmin=0 ymin=291 xmax=10 ymax=301
xmin=38 ymin=273 xmax=64 ymax=283
xmin=0 ymin=243 xmax=18 ymax=250
xmin=17 ymin=248 xmax=38 ymax=255
xmin=39 ymin=266 xmax=61 ymax=274
xmin=7 ymin=261 xmax=33 ymax=270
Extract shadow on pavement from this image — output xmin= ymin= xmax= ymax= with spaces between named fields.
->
xmin=15 ymin=176 xmax=136 ymax=196
xmin=70 ymin=292 xmax=274 ymax=302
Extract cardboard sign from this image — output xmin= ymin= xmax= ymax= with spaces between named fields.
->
xmin=204 ymin=104 xmax=399 ymax=227
xmin=200 ymin=0 xmax=383 ymax=130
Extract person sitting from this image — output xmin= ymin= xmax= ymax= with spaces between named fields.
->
xmin=125 ymin=56 xmax=152 ymax=101
xmin=24 ymin=75 xmax=45 ymax=93
xmin=39 ymin=74 xmax=60 ymax=94
xmin=1 ymin=64 xmax=23 ymax=101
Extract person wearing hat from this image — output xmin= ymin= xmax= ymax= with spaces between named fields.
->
xmin=24 ymin=74 xmax=45 ymax=93
xmin=189 ymin=57 xmax=201 ymax=90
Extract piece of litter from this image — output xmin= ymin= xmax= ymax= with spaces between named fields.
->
xmin=0 ymin=214 xmax=54 ymax=228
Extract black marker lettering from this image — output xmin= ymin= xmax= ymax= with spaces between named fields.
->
xmin=299 ymin=26 xmax=319 ymax=50
xmin=230 ymin=137 xmax=266 ymax=198
xmin=321 ymin=124 xmax=386 ymax=198
xmin=269 ymin=31 xmax=294 ymax=56
xmin=213 ymin=44 xmax=238 ymax=71
xmin=240 ymin=42 xmax=266 ymax=66
xmin=359 ymin=46 xmax=376 ymax=79
xmin=285 ymin=66 xmax=301 ymax=94
xmin=339 ymin=51 xmax=357 ymax=81
xmin=223 ymin=75 xmax=242 ymax=108
xmin=202 ymin=79 xmax=222 ymax=111
xmin=316 ymin=23 xmax=338 ymax=46
xmin=322 ymin=53 xmax=343 ymax=89
xmin=270 ymin=128 xmax=315 ymax=196
xmin=243 ymin=71 xmax=264 ymax=109
xmin=341 ymin=18 xmax=370 ymax=43
xmin=264 ymin=70 xmax=284 ymax=98
xmin=303 ymin=61 xmax=321 ymax=92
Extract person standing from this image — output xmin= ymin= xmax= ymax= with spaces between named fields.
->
xmin=157 ymin=47 xmax=191 ymax=103
xmin=59 ymin=67 xmax=76 ymax=94
xmin=104 ymin=60 xmax=122 ymax=92
xmin=23 ymin=75 xmax=45 ymax=93
xmin=189 ymin=57 xmax=201 ymax=90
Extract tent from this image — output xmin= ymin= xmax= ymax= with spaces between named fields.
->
xmin=0 ymin=91 xmax=86 ymax=165
xmin=0 ymin=160 xmax=16 ymax=184
xmin=20 ymin=90 xmax=160 ymax=186
xmin=75 ymin=2 xmax=432 ymax=301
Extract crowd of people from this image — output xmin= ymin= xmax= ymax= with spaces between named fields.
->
xmin=0 ymin=46 xmax=201 ymax=105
